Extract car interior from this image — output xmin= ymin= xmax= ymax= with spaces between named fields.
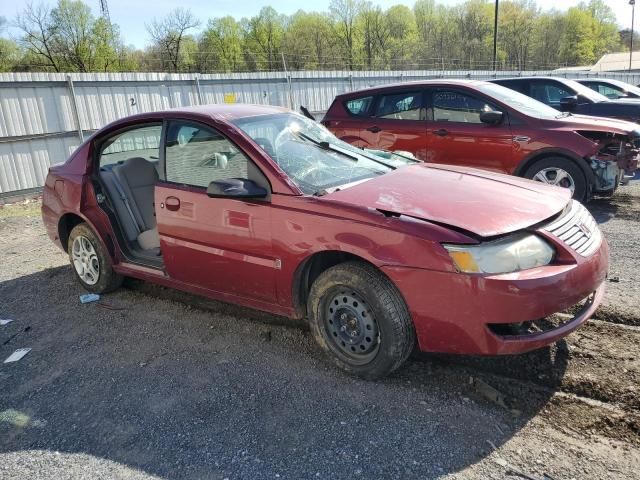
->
xmin=93 ymin=121 xmax=272 ymax=268
xmin=95 ymin=124 xmax=164 ymax=265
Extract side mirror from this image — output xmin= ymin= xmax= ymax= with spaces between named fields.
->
xmin=559 ymin=95 xmax=578 ymax=110
xmin=479 ymin=110 xmax=504 ymax=125
xmin=206 ymin=178 xmax=268 ymax=199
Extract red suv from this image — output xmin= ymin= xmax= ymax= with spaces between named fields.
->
xmin=322 ymin=80 xmax=640 ymax=202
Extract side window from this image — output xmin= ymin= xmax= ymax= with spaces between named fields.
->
xmin=99 ymin=124 xmax=162 ymax=167
xmin=598 ymin=84 xmax=624 ymax=99
xmin=432 ymin=90 xmax=496 ymax=124
xmin=530 ymin=82 xmax=571 ymax=106
xmin=582 ymin=82 xmax=598 ymax=93
xmin=165 ymin=121 xmax=250 ymax=188
xmin=495 ymin=80 xmax=526 ymax=94
xmin=374 ymin=91 xmax=424 ymax=120
xmin=345 ymin=96 xmax=373 ymax=116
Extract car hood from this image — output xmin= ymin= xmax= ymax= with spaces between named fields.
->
xmin=325 ymin=163 xmax=571 ymax=238
xmin=552 ymin=113 xmax=640 ymax=136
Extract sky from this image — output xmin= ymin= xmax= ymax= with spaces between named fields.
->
xmin=0 ymin=0 xmax=635 ymax=49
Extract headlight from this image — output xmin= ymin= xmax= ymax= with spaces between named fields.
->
xmin=443 ymin=234 xmax=554 ymax=274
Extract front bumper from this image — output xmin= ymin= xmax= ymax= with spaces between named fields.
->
xmin=382 ymin=238 xmax=609 ymax=355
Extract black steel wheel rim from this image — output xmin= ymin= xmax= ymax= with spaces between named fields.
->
xmin=323 ymin=288 xmax=380 ymax=365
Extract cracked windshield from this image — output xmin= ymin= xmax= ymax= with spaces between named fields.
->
xmin=233 ymin=113 xmax=416 ymax=195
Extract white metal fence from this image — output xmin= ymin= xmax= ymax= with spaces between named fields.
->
xmin=2 ymin=69 xmax=640 ymax=196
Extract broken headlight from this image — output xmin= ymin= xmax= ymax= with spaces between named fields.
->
xmin=443 ymin=234 xmax=554 ymax=274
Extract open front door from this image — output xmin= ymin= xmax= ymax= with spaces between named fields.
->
xmin=155 ymin=119 xmax=278 ymax=303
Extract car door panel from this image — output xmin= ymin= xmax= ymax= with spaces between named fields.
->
xmin=425 ymin=88 xmax=513 ymax=173
xmin=155 ymin=120 xmax=278 ymax=303
xmin=357 ymin=90 xmax=428 ymax=160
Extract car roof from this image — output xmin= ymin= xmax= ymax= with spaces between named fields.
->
xmin=575 ymin=78 xmax=628 ymax=85
xmin=335 ymin=79 xmax=491 ymax=97
xmin=163 ymin=103 xmax=290 ymax=121
xmin=105 ymin=103 xmax=292 ymax=130
xmin=490 ymin=76 xmax=571 ymax=82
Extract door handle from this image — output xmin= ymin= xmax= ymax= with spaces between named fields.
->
xmin=165 ymin=196 xmax=181 ymax=211
xmin=432 ymin=129 xmax=449 ymax=137
xmin=366 ymin=126 xmax=382 ymax=133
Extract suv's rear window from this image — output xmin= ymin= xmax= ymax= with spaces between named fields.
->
xmin=345 ymin=96 xmax=373 ymax=116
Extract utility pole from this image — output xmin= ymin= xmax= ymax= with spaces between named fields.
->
xmin=631 ymin=0 xmax=636 ymax=72
xmin=492 ymin=0 xmax=499 ymax=71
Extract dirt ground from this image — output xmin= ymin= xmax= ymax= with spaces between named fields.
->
xmin=0 ymin=186 xmax=639 ymax=480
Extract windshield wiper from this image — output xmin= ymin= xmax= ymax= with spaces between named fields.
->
xmin=293 ymin=130 xmax=397 ymax=170
xmin=555 ymin=112 xmax=572 ymax=118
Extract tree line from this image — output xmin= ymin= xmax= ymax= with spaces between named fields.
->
xmin=0 ymin=0 xmax=635 ymax=73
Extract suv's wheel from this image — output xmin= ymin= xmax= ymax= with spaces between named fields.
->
xmin=307 ymin=261 xmax=415 ymax=380
xmin=523 ymin=156 xmax=589 ymax=202
xmin=68 ymin=223 xmax=123 ymax=293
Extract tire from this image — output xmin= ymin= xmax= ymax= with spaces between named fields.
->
xmin=307 ymin=261 xmax=415 ymax=380
xmin=68 ymin=222 xmax=123 ymax=293
xmin=523 ymin=156 xmax=589 ymax=203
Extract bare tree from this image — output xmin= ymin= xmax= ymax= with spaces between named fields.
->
xmin=14 ymin=3 xmax=60 ymax=71
xmin=147 ymin=8 xmax=200 ymax=72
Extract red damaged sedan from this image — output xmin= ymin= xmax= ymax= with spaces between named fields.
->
xmin=42 ymin=105 xmax=608 ymax=379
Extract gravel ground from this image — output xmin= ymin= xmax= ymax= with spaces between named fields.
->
xmin=0 ymin=187 xmax=639 ymax=480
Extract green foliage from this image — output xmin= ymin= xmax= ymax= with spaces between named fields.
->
xmin=0 ymin=38 xmax=21 ymax=72
xmin=244 ymin=7 xmax=285 ymax=71
xmin=12 ymin=0 xmax=124 ymax=72
xmin=2 ymin=0 xmax=627 ymax=72
xmin=200 ymin=16 xmax=245 ymax=72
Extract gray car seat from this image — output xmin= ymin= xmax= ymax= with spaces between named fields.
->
xmin=100 ymin=157 xmax=160 ymax=252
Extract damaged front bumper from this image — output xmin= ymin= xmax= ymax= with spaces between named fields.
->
xmin=589 ymin=139 xmax=639 ymax=192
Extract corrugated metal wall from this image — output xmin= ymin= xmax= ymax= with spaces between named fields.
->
xmin=2 ymin=70 xmax=640 ymax=195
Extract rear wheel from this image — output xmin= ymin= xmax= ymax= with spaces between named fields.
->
xmin=307 ymin=261 xmax=415 ymax=380
xmin=523 ymin=156 xmax=589 ymax=202
xmin=68 ymin=223 xmax=123 ymax=293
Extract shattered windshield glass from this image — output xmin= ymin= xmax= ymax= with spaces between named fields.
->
xmin=232 ymin=113 xmax=416 ymax=195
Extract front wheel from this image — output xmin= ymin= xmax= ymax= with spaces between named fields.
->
xmin=307 ymin=261 xmax=415 ymax=380
xmin=68 ymin=223 xmax=123 ymax=293
xmin=523 ymin=157 xmax=589 ymax=202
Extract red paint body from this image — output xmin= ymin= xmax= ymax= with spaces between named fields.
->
xmin=323 ymin=80 xmax=640 ymax=177
xmin=42 ymin=104 xmax=609 ymax=356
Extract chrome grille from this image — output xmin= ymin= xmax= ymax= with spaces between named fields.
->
xmin=542 ymin=200 xmax=602 ymax=257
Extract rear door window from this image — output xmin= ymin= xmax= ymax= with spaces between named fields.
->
xmin=344 ymin=96 xmax=374 ymax=116
xmin=596 ymin=83 xmax=625 ymax=99
xmin=374 ymin=91 xmax=424 ymax=120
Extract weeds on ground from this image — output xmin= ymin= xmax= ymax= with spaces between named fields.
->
xmin=0 ymin=199 xmax=42 ymax=219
